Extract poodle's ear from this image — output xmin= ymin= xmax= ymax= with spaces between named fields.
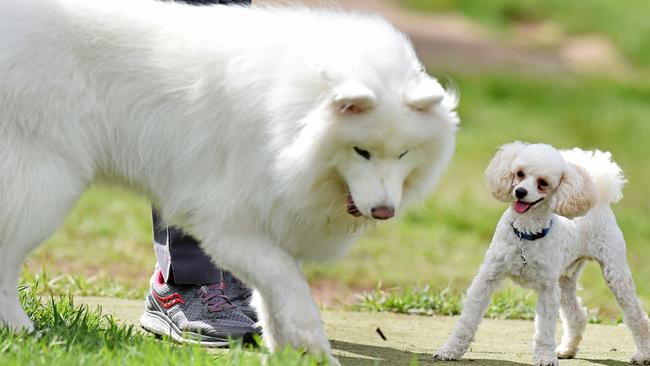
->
xmin=485 ymin=142 xmax=526 ymax=202
xmin=553 ymin=163 xmax=597 ymax=218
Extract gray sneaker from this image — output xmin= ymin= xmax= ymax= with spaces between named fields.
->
xmin=140 ymin=270 xmax=257 ymax=346
xmin=221 ymin=271 xmax=257 ymax=322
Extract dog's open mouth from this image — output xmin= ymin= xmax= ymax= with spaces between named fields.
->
xmin=513 ymin=198 xmax=544 ymax=214
xmin=347 ymin=194 xmax=362 ymax=217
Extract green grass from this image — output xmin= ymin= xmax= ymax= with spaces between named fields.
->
xmin=25 ymin=186 xmax=153 ymax=298
xmin=354 ymin=285 xmax=620 ymax=324
xmin=398 ymin=0 xmax=650 ymax=67
xmin=1 ymin=281 xmax=324 ymax=366
xmin=355 ymin=286 xmax=533 ymax=319
xmin=20 ymin=270 xmax=145 ymax=300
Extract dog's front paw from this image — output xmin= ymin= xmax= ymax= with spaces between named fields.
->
xmin=631 ymin=352 xmax=650 ymax=365
xmin=533 ymin=354 xmax=559 ymax=366
xmin=304 ymin=344 xmax=340 ymax=366
xmin=433 ymin=344 xmax=465 ymax=361
xmin=263 ymin=310 xmax=336 ymax=364
xmin=304 ymin=349 xmax=340 ymax=366
xmin=556 ymin=344 xmax=577 ymax=359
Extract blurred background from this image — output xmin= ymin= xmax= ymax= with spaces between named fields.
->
xmin=24 ymin=0 xmax=650 ymax=320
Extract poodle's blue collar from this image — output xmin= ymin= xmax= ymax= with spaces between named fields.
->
xmin=511 ymin=220 xmax=553 ymax=241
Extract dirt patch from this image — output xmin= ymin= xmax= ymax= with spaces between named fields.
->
xmin=310 ymin=279 xmax=370 ymax=309
xmin=561 ymin=35 xmax=630 ymax=73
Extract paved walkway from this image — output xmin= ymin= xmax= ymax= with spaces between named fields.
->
xmin=79 ymin=297 xmax=636 ymax=365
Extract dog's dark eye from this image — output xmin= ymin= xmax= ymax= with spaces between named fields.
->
xmin=398 ymin=150 xmax=409 ymax=159
xmin=517 ymin=171 xmax=525 ymax=178
xmin=538 ymin=179 xmax=548 ymax=189
xmin=354 ymin=146 xmax=371 ymax=160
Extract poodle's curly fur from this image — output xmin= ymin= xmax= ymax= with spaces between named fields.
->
xmin=434 ymin=142 xmax=650 ymax=366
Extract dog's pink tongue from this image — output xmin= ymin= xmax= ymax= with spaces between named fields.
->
xmin=514 ymin=201 xmax=531 ymax=213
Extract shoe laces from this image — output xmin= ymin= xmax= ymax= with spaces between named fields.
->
xmin=196 ymin=283 xmax=236 ymax=313
xmin=222 ymin=272 xmax=252 ymax=301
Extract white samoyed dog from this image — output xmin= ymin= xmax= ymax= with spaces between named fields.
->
xmin=0 ymin=0 xmax=459 ymax=362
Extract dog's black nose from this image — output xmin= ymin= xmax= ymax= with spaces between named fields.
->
xmin=371 ymin=205 xmax=395 ymax=220
xmin=515 ymin=188 xmax=528 ymax=199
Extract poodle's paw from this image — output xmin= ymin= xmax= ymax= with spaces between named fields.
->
xmin=533 ymin=353 xmax=559 ymax=366
xmin=631 ymin=352 xmax=650 ymax=365
xmin=433 ymin=344 xmax=465 ymax=361
xmin=556 ymin=344 xmax=577 ymax=359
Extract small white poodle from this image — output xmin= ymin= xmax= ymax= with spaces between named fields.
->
xmin=434 ymin=142 xmax=650 ymax=365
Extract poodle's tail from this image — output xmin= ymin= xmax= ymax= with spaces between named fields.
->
xmin=561 ymin=148 xmax=626 ymax=206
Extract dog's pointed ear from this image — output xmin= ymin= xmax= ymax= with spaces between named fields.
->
xmin=485 ymin=142 xmax=527 ymax=202
xmin=553 ymin=163 xmax=596 ymax=218
xmin=404 ymin=77 xmax=445 ymax=111
xmin=332 ymin=81 xmax=376 ymax=114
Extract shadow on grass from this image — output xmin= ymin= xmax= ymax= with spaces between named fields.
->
xmin=578 ymin=359 xmax=631 ymax=366
xmin=331 ymin=340 xmax=529 ymax=365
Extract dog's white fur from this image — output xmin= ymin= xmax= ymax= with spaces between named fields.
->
xmin=0 ymin=0 xmax=459 ymax=362
xmin=434 ymin=142 xmax=650 ymax=366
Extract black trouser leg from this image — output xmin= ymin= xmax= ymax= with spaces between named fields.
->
xmin=152 ymin=209 xmax=222 ymax=285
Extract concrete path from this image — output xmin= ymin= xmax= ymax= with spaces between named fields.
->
xmin=78 ymin=297 xmax=636 ymax=365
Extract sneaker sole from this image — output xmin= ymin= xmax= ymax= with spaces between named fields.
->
xmin=140 ymin=308 xmax=232 ymax=347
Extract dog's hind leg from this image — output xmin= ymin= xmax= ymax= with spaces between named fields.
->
xmin=598 ymin=237 xmax=650 ymax=364
xmin=0 ymin=156 xmax=87 ymax=332
xmin=556 ymin=260 xmax=587 ymax=359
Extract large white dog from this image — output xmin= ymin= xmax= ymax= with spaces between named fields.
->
xmin=0 ymin=0 xmax=458 ymax=362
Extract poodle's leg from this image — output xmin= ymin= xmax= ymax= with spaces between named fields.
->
xmin=556 ymin=261 xmax=588 ymax=359
xmin=532 ymin=282 xmax=561 ymax=366
xmin=600 ymin=252 xmax=650 ymax=364
xmin=0 ymin=158 xmax=86 ymax=332
xmin=433 ymin=263 xmax=504 ymax=361
xmin=198 ymin=234 xmax=338 ymax=365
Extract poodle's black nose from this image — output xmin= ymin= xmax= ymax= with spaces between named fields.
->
xmin=515 ymin=188 xmax=528 ymax=199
